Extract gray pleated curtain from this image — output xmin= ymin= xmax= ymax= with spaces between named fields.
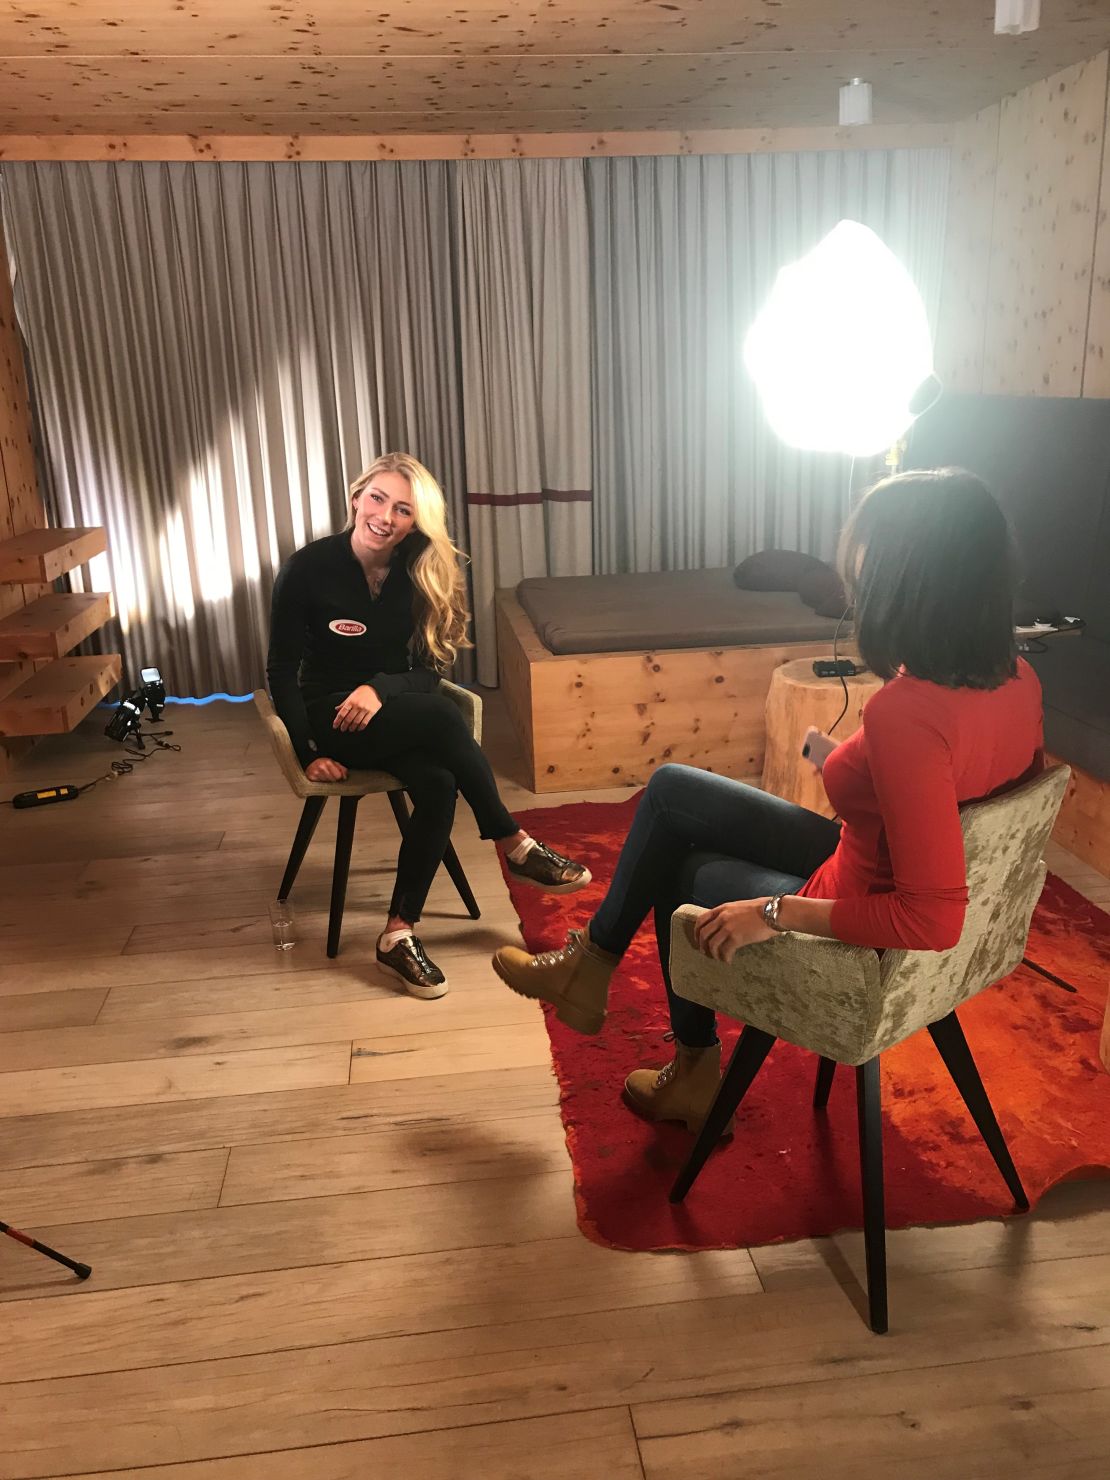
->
xmin=0 ymin=147 xmax=948 ymax=694
xmin=587 ymin=148 xmax=950 ymax=574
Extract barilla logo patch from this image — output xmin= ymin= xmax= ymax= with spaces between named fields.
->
xmin=329 ymin=620 xmax=367 ymax=637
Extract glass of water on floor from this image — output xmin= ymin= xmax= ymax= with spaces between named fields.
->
xmin=268 ymin=898 xmax=296 ymax=950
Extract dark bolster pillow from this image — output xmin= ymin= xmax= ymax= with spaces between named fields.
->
xmin=734 ymin=548 xmax=831 ymax=593
xmin=797 ymin=564 xmax=849 ymax=619
xmin=734 ymin=549 xmax=848 ymax=618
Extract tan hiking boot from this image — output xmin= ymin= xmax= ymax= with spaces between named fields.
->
xmin=623 ymin=1040 xmax=732 ymax=1135
xmin=492 ymin=926 xmax=618 ymax=1035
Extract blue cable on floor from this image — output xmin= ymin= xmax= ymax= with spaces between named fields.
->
xmin=97 ymin=692 xmax=254 ymax=708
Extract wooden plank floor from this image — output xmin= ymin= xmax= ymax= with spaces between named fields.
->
xmin=1 ymin=691 xmax=1109 ymax=1479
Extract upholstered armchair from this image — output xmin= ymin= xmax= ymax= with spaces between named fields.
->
xmin=253 ymin=680 xmax=482 ymax=957
xmin=667 ymin=764 xmax=1071 ymax=1333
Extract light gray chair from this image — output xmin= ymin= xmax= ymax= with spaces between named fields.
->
xmin=666 ymin=763 xmax=1071 ymax=1333
xmin=253 ymin=681 xmax=483 ymax=957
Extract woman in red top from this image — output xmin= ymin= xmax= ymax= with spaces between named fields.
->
xmin=492 ymin=470 xmax=1044 ymax=1132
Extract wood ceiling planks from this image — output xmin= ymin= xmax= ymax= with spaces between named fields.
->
xmin=0 ymin=1 xmax=1109 ymax=135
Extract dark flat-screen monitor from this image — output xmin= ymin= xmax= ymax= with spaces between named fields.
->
xmin=907 ymin=392 xmax=1110 ymax=629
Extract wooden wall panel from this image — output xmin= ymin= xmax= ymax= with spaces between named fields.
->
xmin=0 ymin=228 xmax=49 ymax=779
xmin=981 ymin=53 xmax=1109 ymax=397
xmin=1084 ymin=95 xmax=1110 ymax=398
xmin=934 ymin=103 xmax=1000 ymax=394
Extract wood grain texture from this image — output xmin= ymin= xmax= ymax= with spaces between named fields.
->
xmin=51 ymin=1409 xmax=647 ymax=1480
xmin=0 ymin=1 xmax=1108 ymax=137
xmin=760 ymin=659 xmax=881 ymax=818
xmin=3 ymin=1255 xmax=1110 ymax=1477
xmin=0 ymin=125 xmax=955 ymax=161
xmin=495 ymin=589 xmax=837 ymax=793
xmin=0 ymin=1043 xmax=353 ymax=1118
xmin=982 ymin=53 xmax=1109 ymax=396
xmin=0 ymin=1170 xmax=581 ymax=1301
xmin=1084 ymin=70 xmax=1110 ymax=397
xmin=0 ymin=697 xmax=1108 ymax=1480
xmin=1050 ymin=754 xmax=1110 ymax=878
xmin=0 ymin=1148 xmax=229 ymax=1228
xmin=934 ymin=103 xmax=1000 ymax=393
xmin=632 ymin=1345 xmax=1110 ymax=1480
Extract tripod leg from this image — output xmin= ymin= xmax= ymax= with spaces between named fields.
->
xmin=1 ymin=1221 xmax=91 ymax=1279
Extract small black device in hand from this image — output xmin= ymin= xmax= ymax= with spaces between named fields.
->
xmin=105 ymin=666 xmax=167 ymax=744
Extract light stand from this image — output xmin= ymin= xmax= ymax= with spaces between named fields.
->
xmin=1 ymin=1218 xmax=91 ymax=1280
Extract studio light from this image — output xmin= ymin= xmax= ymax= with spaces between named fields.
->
xmin=838 ymin=79 xmax=873 ymax=126
xmin=994 ymin=0 xmax=1040 ymax=35
xmin=743 ymin=220 xmax=936 ymax=458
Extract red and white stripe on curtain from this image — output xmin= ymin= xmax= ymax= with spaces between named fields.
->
xmin=455 ymin=159 xmax=593 ymax=686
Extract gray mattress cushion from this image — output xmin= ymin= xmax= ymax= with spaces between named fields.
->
xmin=516 ymin=569 xmax=845 ymax=655
xmin=1027 ymin=635 xmax=1110 ymax=782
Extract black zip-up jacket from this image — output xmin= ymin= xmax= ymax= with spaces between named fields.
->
xmin=266 ymin=531 xmax=439 ymax=767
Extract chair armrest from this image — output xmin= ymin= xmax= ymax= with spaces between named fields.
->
xmin=669 ymin=904 xmax=883 ymax=1065
xmin=441 ymin=679 xmax=483 ymax=745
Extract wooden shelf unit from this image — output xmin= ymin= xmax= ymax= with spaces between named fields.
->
xmin=0 ymin=592 xmax=114 ymax=660
xmin=0 ymin=654 xmax=121 ymax=737
xmin=0 ymin=527 xmax=108 ymax=584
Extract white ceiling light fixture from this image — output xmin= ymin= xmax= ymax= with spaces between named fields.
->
xmin=838 ymin=78 xmax=873 ymax=126
xmin=743 ymin=220 xmax=936 ymax=458
xmin=994 ymin=0 xmax=1040 ymax=35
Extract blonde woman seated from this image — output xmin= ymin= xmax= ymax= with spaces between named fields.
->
xmin=267 ymin=452 xmax=589 ymax=998
xmin=493 ymin=471 xmax=1044 ymax=1132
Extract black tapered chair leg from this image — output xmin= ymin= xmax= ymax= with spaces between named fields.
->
xmin=387 ymin=789 xmax=410 ymax=833
xmin=386 ymin=789 xmax=481 ymax=920
xmin=856 ymin=1058 xmax=889 ymax=1335
xmin=442 ymin=841 xmax=481 ymax=919
xmin=814 ymin=1056 xmax=837 ymax=1110
xmin=670 ymin=1026 xmax=776 ymax=1203
xmin=327 ymin=796 xmax=360 ymax=959
xmin=278 ymin=796 xmax=326 ymax=900
xmin=928 ymin=1011 xmax=1029 ymax=1210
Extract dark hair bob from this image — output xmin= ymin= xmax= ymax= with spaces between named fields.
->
xmin=839 ymin=469 xmax=1018 ymax=690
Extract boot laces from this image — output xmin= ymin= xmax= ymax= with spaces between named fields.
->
xmin=654 ymin=1031 xmax=678 ymax=1088
xmin=532 ymin=928 xmax=583 ymax=969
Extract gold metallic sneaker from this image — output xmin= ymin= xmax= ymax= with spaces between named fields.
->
xmin=376 ymin=933 xmax=449 ymax=1000
xmin=623 ymin=1040 xmax=732 ymax=1136
xmin=492 ymin=926 xmax=617 ymax=1034
xmin=506 ymin=840 xmax=592 ymax=894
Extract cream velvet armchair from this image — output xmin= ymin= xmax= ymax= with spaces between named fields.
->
xmin=667 ymin=763 xmax=1071 ymax=1333
xmin=253 ymin=680 xmax=482 ymax=957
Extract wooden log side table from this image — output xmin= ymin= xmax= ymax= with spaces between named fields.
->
xmin=760 ymin=658 xmax=884 ymax=817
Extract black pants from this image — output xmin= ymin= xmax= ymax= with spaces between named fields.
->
xmin=589 ymin=764 xmax=840 ymax=1047
xmin=308 ymin=690 xmax=518 ymax=923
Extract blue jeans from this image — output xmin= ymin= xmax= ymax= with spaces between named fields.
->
xmin=590 ymin=764 xmax=840 ymax=1047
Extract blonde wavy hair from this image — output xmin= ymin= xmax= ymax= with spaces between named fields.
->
xmin=346 ymin=452 xmax=471 ymax=671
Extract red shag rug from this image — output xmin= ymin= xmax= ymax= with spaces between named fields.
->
xmin=502 ymin=792 xmax=1110 ymax=1251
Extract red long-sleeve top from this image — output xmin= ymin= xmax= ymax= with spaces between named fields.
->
xmin=800 ymin=659 xmax=1044 ymax=951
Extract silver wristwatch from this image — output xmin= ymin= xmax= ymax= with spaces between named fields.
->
xmin=761 ymin=893 xmax=791 ymax=933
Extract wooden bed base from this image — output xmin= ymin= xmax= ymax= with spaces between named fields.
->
xmin=1050 ymin=756 xmax=1110 ymax=878
xmin=496 ymin=588 xmax=839 ymax=794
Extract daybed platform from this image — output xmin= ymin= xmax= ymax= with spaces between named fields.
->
xmin=497 ymin=571 xmax=844 ymax=794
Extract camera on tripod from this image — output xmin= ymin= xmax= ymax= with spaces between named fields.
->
xmin=105 ymin=667 xmax=167 ymax=745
